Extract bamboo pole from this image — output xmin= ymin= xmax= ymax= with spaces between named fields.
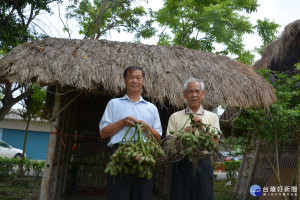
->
xmin=40 ymin=86 xmax=62 ymax=200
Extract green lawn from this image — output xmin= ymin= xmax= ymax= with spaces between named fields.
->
xmin=0 ymin=177 xmax=41 ymax=200
xmin=0 ymin=177 xmax=239 ymax=200
xmin=214 ymin=179 xmax=239 ymax=200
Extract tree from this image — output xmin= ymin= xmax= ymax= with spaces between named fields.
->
xmin=154 ymin=0 xmax=279 ymax=65
xmin=233 ymin=65 xmax=300 ymax=198
xmin=66 ymin=0 xmax=156 ymax=40
xmin=234 ymin=66 xmax=299 ymax=147
xmin=0 ymin=0 xmax=54 ymax=54
xmin=255 ymin=18 xmax=280 ymax=55
xmin=18 ymin=84 xmax=46 ymax=177
xmin=0 ymin=0 xmax=55 ymax=121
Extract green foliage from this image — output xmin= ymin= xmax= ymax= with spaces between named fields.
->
xmin=224 ymin=161 xmax=241 ymax=180
xmin=31 ymin=159 xmax=45 ymax=178
xmin=213 ymin=160 xmax=241 ymax=180
xmin=18 ymin=84 xmax=46 ymax=177
xmin=154 ymin=0 xmax=279 ymax=65
xmin=214 ymin=180 xmax=238 ymax=200
xmin=233 ymin=65 xmax=300 ymax=150
xmin=0 ymin=87 xmax=3 ymax=102
xmin=0 ymin=0 xmax=53 ymax=54
xmin=66 ymin=0 xmax=156 ymax=40
xmin=213 ymin=161 xmax=225 ymax=171
xmin=20 ymin=84 xmax=46 ymax=121
xmin=0 ymin=157 xmax=20 ymax=179
xmin=220 ymin=136 xmax=246 ymax=155
xmin=255 ymin=18 xmax=280 ymax=54
xmin=0 ymin=157 xmax=44 ymax=180
xmin=155 ymin=0 xmax=255 ymax=57
xmin=0 ymin=0 xmax=52 ymax=121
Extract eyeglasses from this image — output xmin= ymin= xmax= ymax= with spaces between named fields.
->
xmin=186 ymin=89 xmax=202 ymax=94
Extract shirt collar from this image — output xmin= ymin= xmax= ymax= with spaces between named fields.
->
xmin=185 ymin=105 xmax=204 ymax=115
xmin=121 ymin=94 xmax=147 ymax=103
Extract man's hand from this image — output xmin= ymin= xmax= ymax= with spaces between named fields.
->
xmin=123 ymin=116 xmax=139 ymax=127
xmin=137 ymin=120 xmax=152 ymax=134
xmin=191 ymin=116 xmax=204 ymax=131
xmin=100 ymin=116 xmax=138 ymax=139
xmin=184 ymin=126 xmax=193 ymax=132
xmin=137 ymin=120 xmax=161 ymax=142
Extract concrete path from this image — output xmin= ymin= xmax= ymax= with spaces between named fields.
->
xmin=214 ymin=171 xmax=227 ymax=180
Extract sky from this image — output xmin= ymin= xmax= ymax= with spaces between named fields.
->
xmin=39 ymin=0 xmax=300 ymax=61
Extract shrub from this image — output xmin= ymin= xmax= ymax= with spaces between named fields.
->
xmin=213 ymin=161 xmax=225 ymax=172
xmin=0 ymin=157 xmax=20 ymax=179
xmin=0 ymin=157 xmax=44 ymax=179
xmin=224 ymin=160 xmax=241 ymax=180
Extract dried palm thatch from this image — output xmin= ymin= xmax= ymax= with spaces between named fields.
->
xmin=0 ymin=38 xmax=276 ymax=108
xmin=253 ymin=19 xmax=300 ymax=71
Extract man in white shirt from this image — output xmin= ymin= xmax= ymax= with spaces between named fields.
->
xmin=167 ymin=77 xmax=220 ymax=200
xmin=99 ymin=66 xmax=162 ymax=200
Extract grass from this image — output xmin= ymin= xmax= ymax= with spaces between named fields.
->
xmin=0 ymin=177 xmax=41 ymax=200
xmin=0 ymin=177 xmax=239 ymax=200
xmin=214 ymin=179 xmax=239 ymax=200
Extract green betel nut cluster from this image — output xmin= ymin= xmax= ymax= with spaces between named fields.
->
xmin=163 ymin=114 xmax=222 ymax=168
xmin=105 ymin=123 xmax=165 ymax=179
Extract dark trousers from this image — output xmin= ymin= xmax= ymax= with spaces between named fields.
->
xmin=107 ymin=173 xmax=153 ymax=200
xmin=106 ymin=145 xmax=153 ymax=200
xmin=170 ymin=155 xmax=214 ymax=200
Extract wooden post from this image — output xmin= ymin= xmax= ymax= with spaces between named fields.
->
xmin=233 ymin=152 xmax=246 ymax=197
xmin=296 ymin=126 xmax=300 ymax=200
xmin=40 ymin=86 xmax=62 ymax=200
xmin=243 ymin=146 xmax=260 ymax=200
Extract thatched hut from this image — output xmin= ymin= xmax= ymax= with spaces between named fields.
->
xmin=253 ymin=19 xmax=300 ymax=71
xmin=0 ymin=38 xmax=276 ymax=199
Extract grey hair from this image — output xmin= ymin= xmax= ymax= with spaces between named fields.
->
xmin=183 ymin=77 xmax=205 ymax=91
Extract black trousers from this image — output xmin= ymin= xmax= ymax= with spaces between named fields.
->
xmin=170 ymin=155 xmax=214 ymax=200
xmin=106 ymin=145 xmax=153 ymax=200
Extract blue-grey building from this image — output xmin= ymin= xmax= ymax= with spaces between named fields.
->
xmin=0 ymin=110 xmax=51 ymax=160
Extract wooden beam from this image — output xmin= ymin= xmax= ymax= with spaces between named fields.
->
xmin=48 ymin=92 xmax=81 ymax=122
xmin=40 ymin=85 xmax=62 ymax=200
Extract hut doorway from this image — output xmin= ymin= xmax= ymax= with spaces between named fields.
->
xmin=48 ymin=90 xmax=174 ymax=199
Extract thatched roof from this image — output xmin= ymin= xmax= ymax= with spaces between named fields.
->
xmin=0 ymin=38 xmax=276 ymax=108
xmin=253 ymin=19 xmax=300 ymax=71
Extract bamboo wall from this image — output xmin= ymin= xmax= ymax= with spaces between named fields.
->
xmin=234 ymin=146 xmax=297 ymax=200
xmin=62 ymin=92 xmax=111 ymax=196
xmin=45 ymin=90 xmax=178 ymax=199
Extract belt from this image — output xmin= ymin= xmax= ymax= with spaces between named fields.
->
xmin=109 ymin=143 xmax=122 ymax=152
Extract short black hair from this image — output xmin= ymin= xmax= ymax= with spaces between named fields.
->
xmin=123 ymin=66 xmax=145 ymax=78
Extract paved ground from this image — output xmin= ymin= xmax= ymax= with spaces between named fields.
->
xmin=214 ymin=171 xmax=227 ymax=180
